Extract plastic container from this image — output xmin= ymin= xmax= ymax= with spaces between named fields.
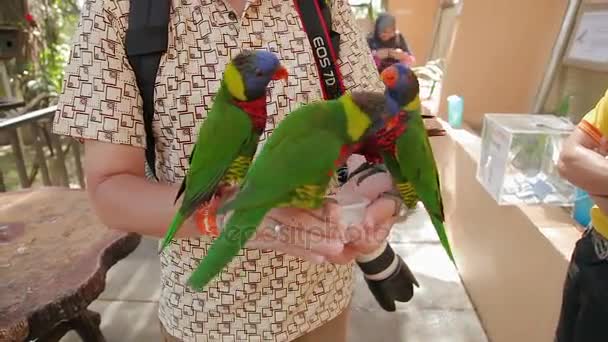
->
xmin=447 ymin=95 xmax=464 ymax=128
xmin=572 ymin=188 xmax=593 ymax=228
xmin=477 ymin=113 xmax=576 ymax=206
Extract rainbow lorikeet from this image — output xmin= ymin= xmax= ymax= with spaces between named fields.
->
xmin=346 ymin=64 xmax=453 ymax=311
xmin=186 ymin=91 xmax=401 ymax=290
xmin=160 ymin=50 xmax=288 ymax=253
xmin=379 ymin=63 xmax=453 ymax=260
xmin=345 ymin=71 xmax=423 ymax=312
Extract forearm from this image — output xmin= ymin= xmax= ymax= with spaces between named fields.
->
xmin=559 ymin=146 xmax=608 ymax=195
xmin=89 ymin=174 xmax=198 ymax=238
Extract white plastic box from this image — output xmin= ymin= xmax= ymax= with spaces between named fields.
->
xmin=477 ymin=114 xmax=576 ymax=206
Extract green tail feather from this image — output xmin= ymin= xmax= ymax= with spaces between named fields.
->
xmin=160 ymin=211 xmax=185 ymax=253
xmin=188 ymin=207 xmax=268 ymax=290
xmin=429 ymin=214 xmax=454 ymax=262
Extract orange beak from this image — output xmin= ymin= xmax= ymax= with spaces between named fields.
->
xmin=386 ymin=114 xmax=400 ymax=131
xmin=380 ymin=66 xmax=398 ymax=88
xmin=272 ymin=65 xmax=289 ymax=81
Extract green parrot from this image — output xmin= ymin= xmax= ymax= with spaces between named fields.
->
xmin=160 ymin=50 xmax=289 ymax=253
xmin=380 ymin=63 xmax=454 ymax=261
xmin=186 ymin=91 xmax=400 ymax=290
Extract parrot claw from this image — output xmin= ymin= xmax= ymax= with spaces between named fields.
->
xmin=364 ymin=256 xmax=419 ymax=312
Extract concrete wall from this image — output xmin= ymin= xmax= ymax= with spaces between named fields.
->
xmin=432 ymin=121 xmax=581 ymax=342
xmin=546 ymin=0 xmax=608 ymax=122
xmin=388 ymin=0 xmax=440 ymax=64
xmin=548 ymin=65 xmax=608 ymax=123
xmin=436 ymin=0 xmax=569 ymax=131
xmin=387 ymin=0 xmax=608 ymax=131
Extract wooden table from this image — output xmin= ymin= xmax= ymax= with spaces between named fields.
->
xmin=0 ymin=187 xmax=141 ymax=342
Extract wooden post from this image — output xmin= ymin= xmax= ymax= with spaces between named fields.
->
xmin=0 ymin=171 xmax=6 ymax=192
xmin=0 ymin=63 xmax=13 ymax=99
xmin=8 ymin=128 xmax=29 ymax=188
xmin=50 ymin=134 xmax=70 ymax=187
xmin=31 ymin=123 xmax=51 ymax=186
xmin=72 ymin=141 xmax=85 ymax=188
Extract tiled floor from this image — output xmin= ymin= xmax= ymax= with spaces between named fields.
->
xmin=61 ymin=204 xmax=488 ymax=342
xmin=348 ymin=204 xmax=488 ymax=342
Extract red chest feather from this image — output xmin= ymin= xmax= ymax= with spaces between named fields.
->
xmin=328 ymin=145 xmax=358 ymax=176
xmin=356 ymin=111 xmax=408 ymax=163
xmin=233 ymin=96 xmax=268 ymax=132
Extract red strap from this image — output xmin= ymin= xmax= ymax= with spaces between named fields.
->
xmin=293 ymin=0 xmax=345 ymax=100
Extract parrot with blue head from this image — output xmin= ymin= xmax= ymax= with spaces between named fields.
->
xmin=346 ymin=63 xmax=452 ymax=312
xmin=380 ymin=63 xmax=453 ymax=260
xmin=186 ymin=91 xmax=401 ymax=290
xmin=160 ymin=50 xmax=289 ymax=253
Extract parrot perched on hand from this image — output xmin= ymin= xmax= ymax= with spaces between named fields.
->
xmin=347 ymin=109 xmax=419 ymax=312
xmin=346 ymin=64 xmax=452 ymax=312
xmin=186 ymin=91 xmax=401 ymax=290
xmin=159 ymin=50 xmax=289 ymax=253
xmin=380 ymin=63 xmax=453 ymax=261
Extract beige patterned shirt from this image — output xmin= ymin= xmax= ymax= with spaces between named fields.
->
xmin=53 ymin=0 xmax=383 ymax=340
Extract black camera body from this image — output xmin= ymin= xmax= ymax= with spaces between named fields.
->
xmin=0 ymin=26 xmax=21 ymax=60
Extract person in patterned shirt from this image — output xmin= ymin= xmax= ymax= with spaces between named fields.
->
xmin=53 ymin=0 xmax=402 ymax=341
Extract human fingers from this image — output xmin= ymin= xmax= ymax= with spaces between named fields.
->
xmin=247 ymin=220 xmax=344 ymax=258
xmin=325 ymin=245 xmax=359 ymax=265
xmin=266 ymin=206 xmax=343 ymax=240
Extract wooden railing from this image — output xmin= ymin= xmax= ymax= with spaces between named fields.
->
xmin=0 ymin=105 xmax=84 ymax=191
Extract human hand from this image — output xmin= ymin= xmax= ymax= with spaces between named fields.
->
xmin=375 ymin=48 xmax=392 ymax=60
xmin=594 ymin=137 xmax=608 ymax=157
xmin=389 ymin=48 xmax=404 ymax=60
xmin=402 ymin=53 xmax=416 ymax=66
xmin=193 ymin=189 xmax=348 ymax=264
xmin=327 ymin=195 xmax=400 ymax=264
xmin=326 ymin=157 xmax=401 ymax=263
xmin=246 ymin=201 xmax=347 ymax=264
xmin=389 ymin=49 xmax=413 ymax=64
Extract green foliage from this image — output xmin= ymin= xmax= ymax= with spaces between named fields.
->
xmin=349 ymin=0 xmax=384 ymax=20
xmin=13 ymin=0 xmax=80 ymax=101
xmin=554 ymin=95 xmax=572 ymax=117
xmin=511 ymin=135 xmax=548 ymax=176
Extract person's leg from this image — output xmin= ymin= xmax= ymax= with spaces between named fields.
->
xmin=555 ymin=228 xmax=593 ymax=342
xmin=571 ymin=228 xmax=608 ymax=342
xmin=293 ymin=305 xmax=350 ymax=342
xmin=554 ymin=262 xmax=581 ymax=341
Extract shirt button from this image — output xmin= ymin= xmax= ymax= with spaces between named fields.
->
xmin=228 ymin=11 xmax=237 ymax=21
